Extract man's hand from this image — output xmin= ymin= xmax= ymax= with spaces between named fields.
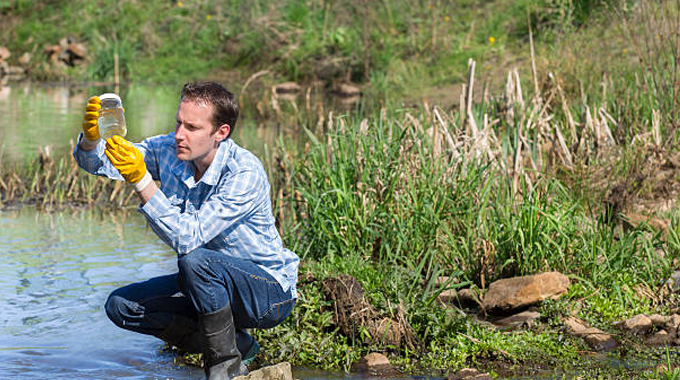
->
xmin=82 ymin=96 xmax=101 ymax=142
xmin=105 ymin=135 xmax=153 ymax=192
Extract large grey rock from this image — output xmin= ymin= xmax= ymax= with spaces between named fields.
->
xmin=563 ymin=316 xmax=617 ymax=351
xmin=234 ymin=362 xmax=293 ymax=380
xmin=482 ymin=272 xmax=570 ymax=313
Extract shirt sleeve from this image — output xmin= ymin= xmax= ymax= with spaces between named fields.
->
xmin=72 ymin=133 xmax=160 ymax=181
xmin=138 ymin=167 xmax=265 ymax=255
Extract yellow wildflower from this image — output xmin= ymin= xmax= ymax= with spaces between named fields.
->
xmin=489 ymin=36 xmax=496 ymax=45
xmin=177 ymin=1 xmax=183 ymax=7
xmin=445 ymin=16 xmax=450 ymax=22
xmin=206 ymin=14 xmax=212 ymax=20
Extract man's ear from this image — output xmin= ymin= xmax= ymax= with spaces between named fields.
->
xmin=214 ymin=123 xmax=231 ymax=142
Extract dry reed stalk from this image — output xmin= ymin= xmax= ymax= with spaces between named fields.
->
xmin=527 ymin=8 xmax=540 ymax=103
xmin=465 ymin=59 xmax=478 ymax=138
xmin=433 ymin=107 xmax=457 ymax=157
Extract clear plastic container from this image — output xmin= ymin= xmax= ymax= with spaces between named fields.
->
xmin=98 ymin=93 xmax=127 ymax=140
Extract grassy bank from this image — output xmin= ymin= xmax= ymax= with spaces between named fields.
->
xmin=1 ymin=0 xmax=616 ymax=100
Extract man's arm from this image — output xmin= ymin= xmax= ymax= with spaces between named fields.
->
xmin=138 ymin=166 xmax=265 ymax=255
xmin=136 ymin=179 xmax=158 ymax=204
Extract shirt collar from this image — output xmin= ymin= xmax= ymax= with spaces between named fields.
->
xmin=171 ymin=139 xmax=233 ymax=188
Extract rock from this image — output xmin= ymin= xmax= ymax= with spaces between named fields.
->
xmin=448 ymin=368 xmax=493 ymax=380
xmin=482 ymin=272 xmax=570 ymax=314
xmin=274 ymin=82 xmax=301 ymax=94
xmin=650 ymin=314 xmax=670 ymax=327
xmin=333 ymin=83 xmax=360 ymax=97
xmin=616 ymin=314 xmax=652 ymax=335
xmin=436 ymin=289 xmax=458 ymax=306
xmin=67 ymin=41 xmax=87 ymax=59
xmin=457 ymin=287 xmax=482 ymax=308
xmin=665 ymin=314 xmax=680 ymax=334
xmin=436 ymin=276 xmax=459 ymax=287
xmin=18 ymin=52 xmax=31 ymax=66
xmin=351 ymin=353 xmax=400 ymax=376
xmin=622 ymin=213 xmax=669 ymax=235
xmin=233 ymin=362 xmax=293 ymax=380
xmin=493 ymin=309 xmax=541 ymax=330
xmin=6 ymin=66 xmax=25 ymax=76
xmin=563 ymin=316 xmax=617 ymax=351
xmin=0 ymin=46 xmax=9 ymax=61
xmin=668 ymin=271 xmax=680 ymax=293
xmin=645 ymin=330 xmax=675 ymax=347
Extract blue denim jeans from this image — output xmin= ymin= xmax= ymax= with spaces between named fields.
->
xmin=105 ymin=248 xmax=296 ymax=350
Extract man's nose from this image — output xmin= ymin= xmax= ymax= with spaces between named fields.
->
xmin=175 ymin=125 xmax=185 ymax=140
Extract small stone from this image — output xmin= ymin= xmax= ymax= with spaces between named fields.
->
xmin=333 ymin=83 xmax=360 ymax=97
xmin=448 ymin=368 xmax=493 ymax=380
xmin=622 ymin=213 xmax=669 ymax=235
xmin=563 ymin=316 xmax=617 ymax=351
xmin=493 ymin=309 xmax=541 ymax=330
xmin=457 ymin=288 xmax=482 ymax=308
xmin=669 ymin=272 xmax=680 ymax=293
xmin=274 ymin=82 xmax=301 ymax=94
xmin=645 ymin=330 xmax=674 ymax=347
xmin=0 ymin=46 xmax=10 ymax=61
xmin=67 ymin=41 xmax=87 ymax=58
xmin=18 ymin=52 xmax=31 ymax=66
xmin=437 ymin=289 xmax=458 ymax=305
xmin=617 ymin=314 xmax=652 ymax=335
xmin=233 ymin=362 xmax=293 ymax=380
xmin=650 ymin=314 xmax=670 ymax=327
xmin=351 ymin=353 xmax=399 ymax=376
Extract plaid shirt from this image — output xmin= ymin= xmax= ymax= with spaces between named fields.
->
xmin=73 ymin=133 xmax=298 ymax=296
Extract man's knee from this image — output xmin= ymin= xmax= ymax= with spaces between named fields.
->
xmin=177 ymin=249 xmax=210 ymax=291
xmin=104 ymin=291 xmax=127 ymax=328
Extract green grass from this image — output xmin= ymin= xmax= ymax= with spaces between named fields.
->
xmin=1 ymin=0 xmax=613 ymax=97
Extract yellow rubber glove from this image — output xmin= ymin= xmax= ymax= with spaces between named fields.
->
xmin=82 ymin=96 xmax=101 ymax=141
xmin=104 ymin=135 xmax=147 ymax=184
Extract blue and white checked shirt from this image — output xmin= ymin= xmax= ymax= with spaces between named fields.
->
xmin=73 ymin=132 xmax=299 ymax=297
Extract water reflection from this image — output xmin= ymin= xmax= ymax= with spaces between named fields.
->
xmin=0 ymin=206 xmax=198 ymax=379
xmin=0 ymin=81 xmax=363 ymax=164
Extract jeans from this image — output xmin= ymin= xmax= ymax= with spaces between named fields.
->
xmin=104 ymin=248 xmax=296 ymax=351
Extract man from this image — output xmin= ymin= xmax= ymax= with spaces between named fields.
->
xmin=73 ymin=81 xmax=299 ymax=380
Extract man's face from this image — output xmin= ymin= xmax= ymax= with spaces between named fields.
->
xmin=174 ymin=99 xmax=228 ymax=164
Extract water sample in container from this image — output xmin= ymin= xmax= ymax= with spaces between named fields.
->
xmin=98 ymin=93 xmax=127 ymax=140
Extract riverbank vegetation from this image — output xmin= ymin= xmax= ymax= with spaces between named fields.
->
xmin=2 ymin=0 xmax=680 ymax=379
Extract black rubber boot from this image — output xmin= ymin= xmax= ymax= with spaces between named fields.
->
xmin=157 ymin=314 xmax=202 ymax=354
xmin=200 ymin=305 xmax=249 ymax=380
xmin=157 ymin=316 xmax=255 ymax=358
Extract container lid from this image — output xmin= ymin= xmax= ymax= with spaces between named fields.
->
xmin=99 ymin=93 xmax=122 ymax=108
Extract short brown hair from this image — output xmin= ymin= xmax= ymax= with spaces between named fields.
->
xmin=180 ymin=81 xmax=239 ymax=138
